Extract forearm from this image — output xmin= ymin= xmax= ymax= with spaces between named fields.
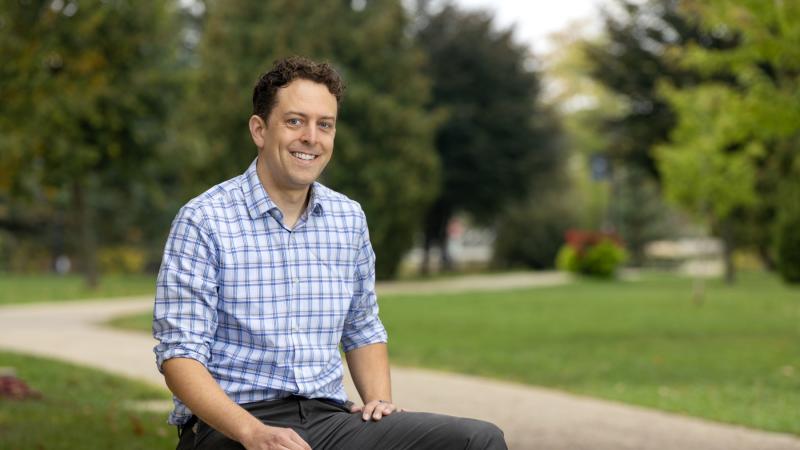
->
xmin=345 ymin=342 xmax=392 ymax=403
xmin=162 ymin=357 xmax=262 ymax=442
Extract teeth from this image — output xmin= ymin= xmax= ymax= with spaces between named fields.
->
xmin=291 ymin=152 xmax=316 ymax=161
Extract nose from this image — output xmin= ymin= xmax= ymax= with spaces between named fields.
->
xmin=300 ymin=124 xmax=317 ymax=145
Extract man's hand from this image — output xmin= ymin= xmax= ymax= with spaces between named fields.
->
xmin=349 ymin=399 xmax=404 ymax=422
xmin=238 ymin=423 xmax=311 ymax=450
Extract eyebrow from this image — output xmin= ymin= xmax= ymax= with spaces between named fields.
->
xmin=284 ymin=111 xmax=336 ymax=121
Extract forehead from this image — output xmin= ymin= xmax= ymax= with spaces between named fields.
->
xmin=274 ymin=79 xmax=337 ymax=117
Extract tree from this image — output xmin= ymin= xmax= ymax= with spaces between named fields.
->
xmin=582 ymin=0 xmax=737 ymax=264
xmin=655 ymin=0 xmax=800 ymax=283
xmin=774 ymin=176 xmax=800 ymax=283
xmin=0 ymin=0 xmax=181 ymax=284
xmin=416 ymin=3 xmax=560 ymax=273
xmin=544 ymin=20 xmax=675 ymax=266
xmin=585 ymin=0 xmax=734 ymax=177
xmin=178 ymin=0 xmax=438 ymax=279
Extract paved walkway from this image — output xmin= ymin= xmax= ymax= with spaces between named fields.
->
xmin=1 ymin=273 xmax=799 ymax=450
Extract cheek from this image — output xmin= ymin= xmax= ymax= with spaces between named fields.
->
xmin=324 ymin=134 xmax=335 ymax=151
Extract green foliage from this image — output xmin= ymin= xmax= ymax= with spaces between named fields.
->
xmin=0 ymin=351 xmax=173 ymax=449
xmin=180 ymin=0 xmax=438 ymax=279
xmin=608 ymin=166 xmax=675 ymax=265
xmin=655 ymin=0 xmax=800 ymax=282
xmin=557 ymin=234 xmax=627 ymax=278
xmin=584 ymin=0 xmax=733 ymax=178
xmin=543 ymin=29 xmax=627 ymax=234
xmin=98 ymin=246 xmax=148 ymax=274
xmin=493 ymin=193 xmax=579 ymax=270
xmin=415 ymin=4 xmax=562 ymax=269
xmin=0 ymin=0 xmax=183 ymax=283
xmin=581 ymin=240 xmax=628 ymax=277
xmin=555 ymin=245 xmax=579 ymax=273
xmin=656 ymin=83 xmax=762 ymax=220
xmin=580 ymin=0 xmax=730 ymax=262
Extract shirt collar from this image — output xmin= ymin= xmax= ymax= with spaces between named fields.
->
xmin=242 ymin=158 xmax=325 ymax=221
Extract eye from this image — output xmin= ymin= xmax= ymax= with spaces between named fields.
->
xmin=319 ymin=121 xmax=334 ymax=130
xmin=286 ymin=118 xmax=303 ymax=127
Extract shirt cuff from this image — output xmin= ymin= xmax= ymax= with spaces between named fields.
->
xmin=154 ymin=343 xmax=210 ymax=373
xmin=341 ymin=324 xmax=389 ymax=353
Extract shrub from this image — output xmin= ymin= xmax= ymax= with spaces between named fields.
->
xmin=98 ymin=246 xmax=147 ymax=274
xmin=493 ymin=194 xmax=579 ymax=270
xmin=555 ymin=245 xmax=579 ymax=273
xmin=556 ymin=230 xmax=627 ymax=278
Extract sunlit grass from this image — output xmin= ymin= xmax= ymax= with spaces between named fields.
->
xmin=0 ymin=273 xmax=155 ymax=305
xmin=0 ymin=351 xmax=173 ymax=450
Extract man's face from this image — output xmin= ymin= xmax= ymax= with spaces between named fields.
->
xmin=252 ymin=79 xmax=337 ymax=195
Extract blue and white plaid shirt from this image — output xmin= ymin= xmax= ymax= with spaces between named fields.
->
xmin=153 ymin=158 xmax=388 ymax=425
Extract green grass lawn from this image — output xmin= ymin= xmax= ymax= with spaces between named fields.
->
xmin=0 ymin=273 xmax=155 ymax=305
xmin=0 ymin=351 xmax=174 ymax=449
xmin=109 ymin=271 xmax=800 ymax=435
xmin=382 ymin=271 xmax=800 ymax=435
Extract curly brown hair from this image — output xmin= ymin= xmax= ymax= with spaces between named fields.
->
xmin=252 ymin=56 xmax=345 ymax=121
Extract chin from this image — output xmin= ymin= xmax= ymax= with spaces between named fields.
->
xmin=289 ymin=176 xmax=318 ymax=188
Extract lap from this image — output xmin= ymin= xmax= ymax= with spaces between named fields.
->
xmin=178 ymin=397 xmax=506 ymax=450
xmin=307 ymin=404 xmax=505 ymax=450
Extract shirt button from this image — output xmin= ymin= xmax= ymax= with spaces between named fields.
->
xmin=293 ymin=278 xmax=299 ymax=284
xmin=292 ymin=325 xmax=300 ymax=332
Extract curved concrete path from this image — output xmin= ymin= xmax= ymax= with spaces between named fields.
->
xmin=1 ymin=273 xmax=799 ymax=450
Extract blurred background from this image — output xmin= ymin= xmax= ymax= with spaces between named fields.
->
xmin=0 ymin=0 xmax=799 ymax=448
xmin=1 ymin=0 xmax=799 ymax=285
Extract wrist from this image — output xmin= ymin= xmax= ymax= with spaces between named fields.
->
xmin=231 ymin=414 xmax=267 ymax=444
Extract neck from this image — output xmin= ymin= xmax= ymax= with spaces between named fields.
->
xmin=256 ymin=159 xmax=310 ymax=228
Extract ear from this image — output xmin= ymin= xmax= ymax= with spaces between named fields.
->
xmin=249 ymin=115 xmax=267 ymax=148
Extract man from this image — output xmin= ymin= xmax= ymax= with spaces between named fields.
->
xmin=153 ymin=56 xmax=507 ymax=450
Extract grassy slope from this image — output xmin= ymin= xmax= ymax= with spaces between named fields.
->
xmin=0 ymin=351 xmax=174 ymax=450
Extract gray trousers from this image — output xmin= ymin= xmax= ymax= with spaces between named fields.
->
xmin=177 ymin=396 xmax=507 ymax=450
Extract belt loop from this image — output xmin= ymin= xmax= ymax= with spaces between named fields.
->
xmin=179 ymin=415 xmax=198 ymax=438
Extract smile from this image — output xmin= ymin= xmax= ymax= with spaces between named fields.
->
xmin=291 ymin=152 xmax=317 ymax=161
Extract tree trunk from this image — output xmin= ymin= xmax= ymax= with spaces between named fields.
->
xmin=421 ymin=231 xmax=433 ymax=276
xmin=440 ymin=228 xmax=454 ymax=272
xmin=721 ymin=219 xmax=736 ymax=285
xmin=757 ymin=244 xmax=776 ymax=271
xmin=73 ymin=180 xmax=99 ymax=289
xmin=421 ymin=200 xmax=452 ymax=276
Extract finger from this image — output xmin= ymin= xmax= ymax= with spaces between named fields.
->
xmin=372 ymin=402 xmax=395 ymax=421
xmin=350 ymin=403 xmax=363 ymax=414
xmin=362 ymin=402 xmax=377 ymax=421
xmin=284 ymin=443 xmax=309 ymax=450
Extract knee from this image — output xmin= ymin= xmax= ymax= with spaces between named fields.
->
xmin=456 ymin=418 xmax=507 ymax=450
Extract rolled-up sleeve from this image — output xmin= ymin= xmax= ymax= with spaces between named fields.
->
xmin=152 ymin=205 xmax=220 ymax=372
xmin=341 ymin=210 xmax=388 ymax=352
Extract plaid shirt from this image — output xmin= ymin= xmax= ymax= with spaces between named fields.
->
xmin=153 ymin=158 xmax=387 ymax=426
